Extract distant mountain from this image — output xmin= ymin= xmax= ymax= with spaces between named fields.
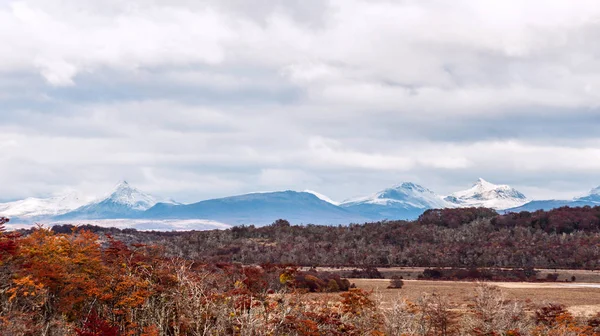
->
xmin=303 ymin=190 xmax=340 ymax=206
xmin=445 ymin=178 xmax=528 ymax=210
xmin=6 ymin=179 xmax=600 ymax=230
xmin=506 ymin=185 xmax=600 ymax=213
xmin=143 ymin=190 xmax=364 ymax=226
xmin=0 ymin=191 xmax=90 ymax=220
xmin=575 ymin=186 xmax=600 ymax=204
xmin=56 ymin=181 xmax=166 ymax=220
xmin=340 ymin=182 xmax=453 ymax=220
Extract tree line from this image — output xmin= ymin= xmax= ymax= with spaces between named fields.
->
xmin=44 ymin=206 xmax=600 ymax=270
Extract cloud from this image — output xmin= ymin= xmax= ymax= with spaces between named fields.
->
xmin=1 ymin=0 xmax=600 ymax=202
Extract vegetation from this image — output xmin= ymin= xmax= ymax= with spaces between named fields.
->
xmin=4 ymin=205 xmax=600 ymax=334
xmin=46 ymin=206 xmax=600 ymax=270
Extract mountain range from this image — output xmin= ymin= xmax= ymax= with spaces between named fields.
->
xmin=1 ymin=179 xmax=599 ymax=230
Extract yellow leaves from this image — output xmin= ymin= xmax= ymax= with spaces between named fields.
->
xmin=279 ymin=271 xmax=294 ymax=285
xmin=8 ymin=275 xmax=47 ymax=304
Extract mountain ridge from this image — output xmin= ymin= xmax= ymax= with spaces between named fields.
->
xmin=506 ymin=185 xmax=600 ymax=213
xmin=444 ymin=178 xmax=528 ymax=210
xmin=2 ymin=179 xmax=599 ymax=229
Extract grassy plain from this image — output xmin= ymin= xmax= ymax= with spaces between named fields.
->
xmin=351 ymin=278 xmax=600 ymax=317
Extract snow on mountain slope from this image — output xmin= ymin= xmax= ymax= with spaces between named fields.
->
xmin=104 ymin=181 xmax=159 ymax=211
xmin=0 ymin=191 xmax=91 ymax=219
xmin=340 ymin=182 xmax=453 ymax=220
xmin=505 ymin=185 xmax=600 ymax=213
xmin=55 ymin=181 xmax=167 ymax=220
xmin=143 ymin=190 xmax=365 ymax=226
xmin=342 ymin=182 xmax=452 ymax=209
xmin=574 ymin=186 xmax=600 ymax=204
xmin=445 ymin=178 xmax=528 ymax=210
xmin=303 ymin=190 xmax=340 ymax=205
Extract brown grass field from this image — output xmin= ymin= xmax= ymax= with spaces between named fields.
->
xmin=350 ymin=279 xmax=600 ymax=317
xmin=317 ymin=267 xmax=600 ymax=282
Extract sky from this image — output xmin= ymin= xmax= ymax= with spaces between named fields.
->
xmin=2 ymin=0 xmax=600 ymax=203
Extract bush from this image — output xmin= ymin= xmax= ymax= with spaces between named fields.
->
xmin=293 ymin=270 xmax=352 ymax=292
xmin=535 ymin=304 xmax=570 ymax=326
xmin=348 ymin=267 xmax=383 ymax=279
xmin=387 ymin=276 xmax=404 ymax=289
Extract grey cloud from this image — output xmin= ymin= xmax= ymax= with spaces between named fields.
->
xmin=2 ymin=0 xmax=600 ymax=203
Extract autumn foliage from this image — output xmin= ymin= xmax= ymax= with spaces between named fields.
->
xmin=0 ymin=218 xmax=377 ymax=335
xmin=2 ymin=216 xmax=600 ymax=335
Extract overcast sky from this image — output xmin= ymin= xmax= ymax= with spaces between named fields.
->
xmin=2 ymin=0 xmax=600 ymax=203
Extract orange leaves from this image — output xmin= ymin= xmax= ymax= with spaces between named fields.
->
xmin=7 ymin=274 xmax=46 ymax=307
xmin=341 ymin=288 xmax=376 ymax=315
xmin=529 ymin=303 xmax=600 ymax=336
xmin=0 ymin=217 xmax=19 ymax=263
xmin=4 ymin=226 xmax=168 ymax=333
xmin=282 ymin=316 xmax=320 ymax=336
xmin=14 ymin=227 xmax=106 ymax=314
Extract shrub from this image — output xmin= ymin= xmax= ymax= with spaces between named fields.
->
xmin=348 ymin=267 xmax=384 ymax=279
xmin=387 ymin=276 xmax=404 ymax=289
xmin=535 ymin=304 xmax=571 ymax=327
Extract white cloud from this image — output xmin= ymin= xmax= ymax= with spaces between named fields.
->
xmin=1 ymin=0 xmax=600 ymax=202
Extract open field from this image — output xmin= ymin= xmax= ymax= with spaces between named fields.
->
xmin=351 ymin=279 xmax=600 ymax=316
xmin=317 ymin=266 xmax=600 ymax=282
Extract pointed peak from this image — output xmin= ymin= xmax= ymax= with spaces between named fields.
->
xmin=588 ymin=186 xmax=600 ymax=196
xmin=449 ymin=178 xmax=527 ymax=209
xmin=472 ymin=178 xmax=497 ymax=189
xmin=116 ymin=180 xmax=130 ymax=187
xmin=113 ymin=180 xmax=135 ymax=192
xmin=391 ymin=182 xmax=426 ymax=191
xmin=475 ymin=177 xmax=490 ymax=184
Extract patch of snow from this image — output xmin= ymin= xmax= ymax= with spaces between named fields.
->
xmin=573 ymin=185 xmax=600 ymax=204
xmin=446 ymin=178 xmax=528 ymax=210
xmin=303 ymin=190 xmax=340 ymax=205
xmin=5 ymin=219 xmax=231 ymax=232
xmin=0 ymin=190 xmax=93 ymax=218
xmin=103 ymin=181 xmax=159 ymax=211
xmin=342 ymin=182 xmax=453 ymax=209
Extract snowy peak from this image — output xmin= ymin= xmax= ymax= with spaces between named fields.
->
xmin=103 ymin=181 xmax=159 ymax=211
xmin=342 ymin=182 xmax=451 ymax=209
xmin=574 ymin=185 xmax=600 ymax=203
xmin=53 ymin=181 xmax=167 ymax=220
xmin=303 ymin=190 xmax=340 ymax=205
xmin=588 ymin=186 xmax=600 ymax=196
xmin=446 ymin=178 xmax=528 ymax=210
xmin=0 ymin=191 xmax=91 ymax=218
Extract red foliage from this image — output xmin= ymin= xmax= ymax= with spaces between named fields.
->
xmin=0 ymin=217 xmax=18 ymax=260
xmin=75 ymin=311 xmax=119 ymax=336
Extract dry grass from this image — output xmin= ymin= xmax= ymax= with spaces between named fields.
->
xmin=351 ymin=279 xmax=600 ymax=316
xmin=315 ymin=267 xmax=600 ymax=282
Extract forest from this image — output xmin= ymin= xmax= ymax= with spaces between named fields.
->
xmin=49 ymin=206 xmax=600 ymax=270
xmin=3 ymin=206 xmax=600 ymax=335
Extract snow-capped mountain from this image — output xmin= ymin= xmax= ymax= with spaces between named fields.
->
xmin=303 ymin=190 xmax=340 ymax=205
xmin=575 ymin=186 xmax=600 ymax=204
xmin=506 ymin=185 xmax=600 ymax=213
xmin=143 ymin=190 xmax=365 ymax=226
xmin=0 ymin=191 xmax=91 ymax=219
xmin=56 ymin=181 xmax=165 ymax=220
xmin=5 ymin=178 xmax=600 ymax=230
xmin=445 ymin=178 xmax=528 ymax=210
xmin=341 ymin=182 xmax=453 ymax=220
xmin=104 ymin=181 xmax=159 ymax=211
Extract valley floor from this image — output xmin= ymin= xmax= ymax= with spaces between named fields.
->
xmin=351 ymin=279 xmax=600 ymax=317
